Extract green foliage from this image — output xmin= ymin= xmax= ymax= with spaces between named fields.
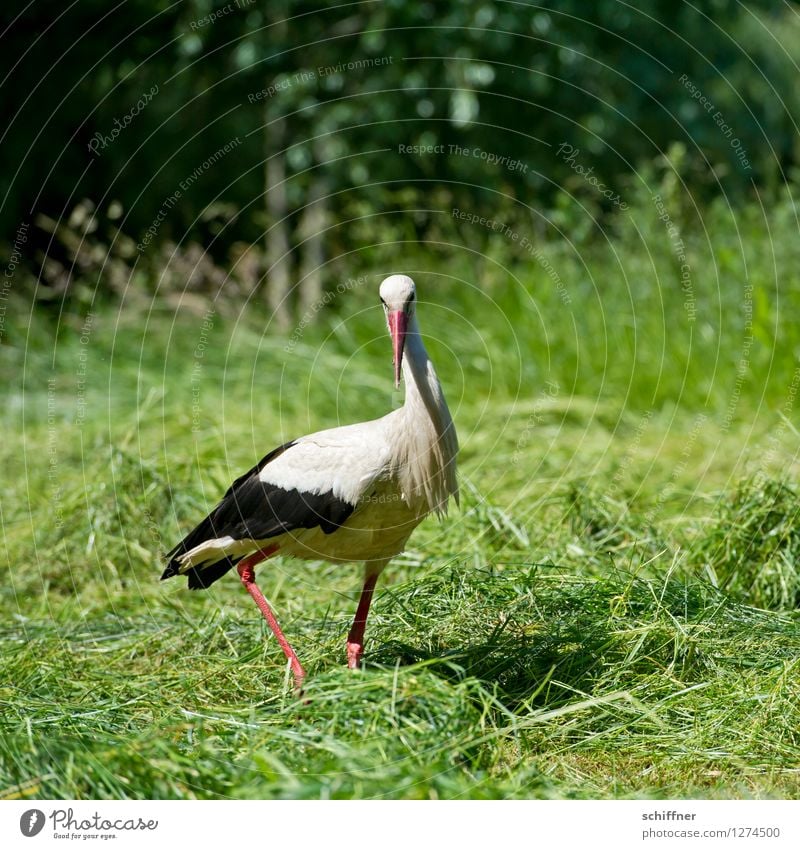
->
xmin=3 ymin=1 xmax=800 ymax=305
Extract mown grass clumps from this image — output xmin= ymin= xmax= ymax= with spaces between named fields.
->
xmin=2 ymin=562 xmax=799 ymax=800
xmin=688 ymin=477 xmax=800 ymax=611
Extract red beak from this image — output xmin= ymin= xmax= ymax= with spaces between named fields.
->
xmin=387 ymin=310 xmax=408 ymax=388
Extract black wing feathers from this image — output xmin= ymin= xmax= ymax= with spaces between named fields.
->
xmin=185 ymin=555 xmax=242 ymax=590
xmin=162 ymin=439 xmax=356 ymax=589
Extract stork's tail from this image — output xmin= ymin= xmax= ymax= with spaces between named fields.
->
xmin=162 ymin=553 xmax=242 ymax=589
xmin=162 ymin=514 xmax=240 ymax=590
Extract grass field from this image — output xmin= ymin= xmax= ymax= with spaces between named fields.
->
xmin=2 ymin=186 xmax=800 ymax=799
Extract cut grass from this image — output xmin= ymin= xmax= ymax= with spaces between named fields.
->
xmin=1 ymin=567 xmax=798 ymax=799
xmin=3 ymin=374 xmax=799 ymax=799
xmin=3 ymin=191 xmax=800 ymax=798
xmin=688 ymin=477 xmax=800 ymax=610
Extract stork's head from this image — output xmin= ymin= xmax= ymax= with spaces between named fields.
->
xmin=380 ymin=275 xmax=416 ymax=388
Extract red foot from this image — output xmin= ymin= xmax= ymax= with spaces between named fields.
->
xmin=346 ymin=573 xmax=379 ymax=671
xmin=346 ymin=641 xmax=363 ymax=670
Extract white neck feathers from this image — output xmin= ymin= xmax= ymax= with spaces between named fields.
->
xmin=390 ymin=315 xmax=459 ymax=517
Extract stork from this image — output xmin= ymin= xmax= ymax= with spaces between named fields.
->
xmin=162 ymin=275 xmax=458 ymax=690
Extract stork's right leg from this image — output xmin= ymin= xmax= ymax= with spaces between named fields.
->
xmin=346 ymin=560 xmax=391 ymax=669
xmin=237 ymin=547 xmax=306 ymax=690
xmin=346 ymin=572 xmax=379 ymax=669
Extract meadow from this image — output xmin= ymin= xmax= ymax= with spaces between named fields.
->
xmin=2 ymin=181 xmax=800 ymax=800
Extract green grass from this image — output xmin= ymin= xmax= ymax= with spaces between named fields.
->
xmin=2 ymin=562 xmax=799 ymax=799
xmin=3 ymin=186 xmax=800 ymax=799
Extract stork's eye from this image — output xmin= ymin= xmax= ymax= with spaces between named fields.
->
xmin=380 ymin=297 xmax=388 ymax=309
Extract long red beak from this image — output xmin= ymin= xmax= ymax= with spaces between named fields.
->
xmin=387 ymin=310 xmax=408 ymax=388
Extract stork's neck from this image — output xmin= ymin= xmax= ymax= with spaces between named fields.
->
xmin=393 ymin=314 xmax=459 ymax=514
xmin=400 ymin=315 xmax=441 ymax=414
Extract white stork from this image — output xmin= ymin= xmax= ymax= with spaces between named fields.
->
xmin=162 ymin=275 xmax=458 ymax=689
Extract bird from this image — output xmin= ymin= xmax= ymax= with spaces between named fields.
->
xmin=162 ymin=274 xmax=458 ymax=690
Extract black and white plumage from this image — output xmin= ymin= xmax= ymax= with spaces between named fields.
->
xmin=162 ymin=274 xmax=458 ymax=687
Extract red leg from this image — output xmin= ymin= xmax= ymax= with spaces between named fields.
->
xmin=237 ymin=547 xmax=306 ymax=690
xmin=346 ymin=573 xmax=379 ymax=669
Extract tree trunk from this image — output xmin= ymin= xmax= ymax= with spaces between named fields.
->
xmin=297 ymin=175 xmax=328 ymax=316
xmin=264 ymin=105 xmax=292 ymax=330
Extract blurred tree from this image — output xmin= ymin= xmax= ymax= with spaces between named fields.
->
xmin=0 ymin=0 xmax=797 ymax=314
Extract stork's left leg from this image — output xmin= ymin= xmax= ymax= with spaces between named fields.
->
xmin=347 ymin=563 xmax=387 ymax=669
xmin=236 ymin=547 xmax=306 ymax=690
